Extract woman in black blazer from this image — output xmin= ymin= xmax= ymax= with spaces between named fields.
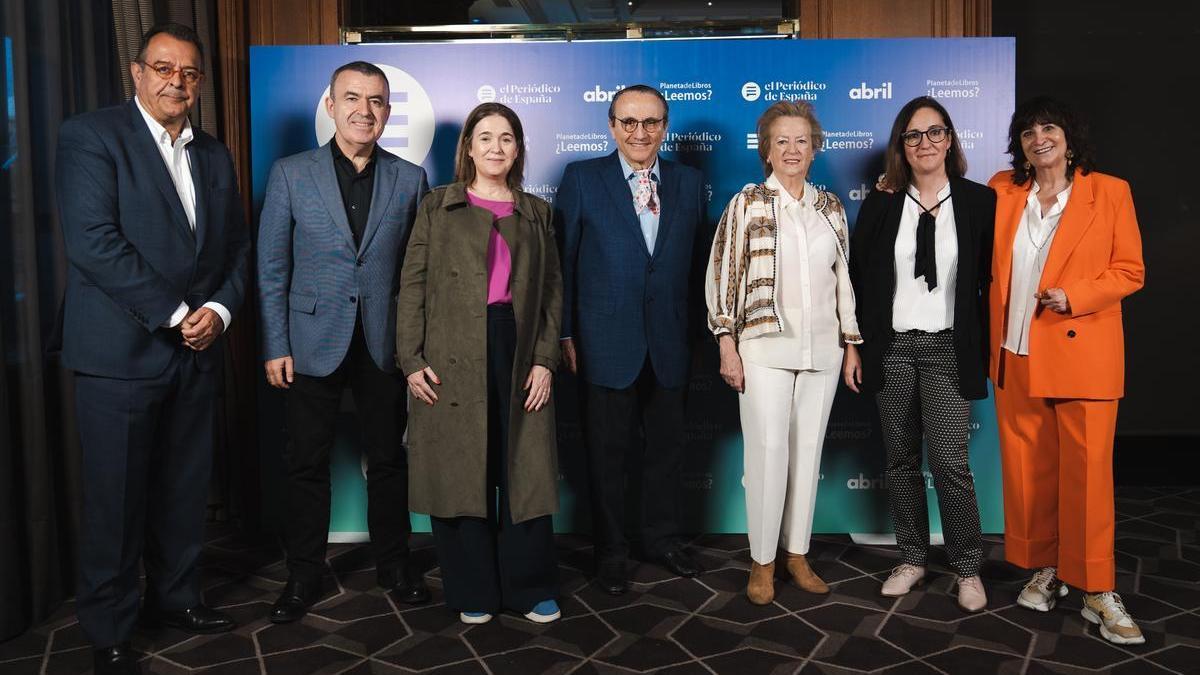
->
xmin=846 ymin=96 xmax=996 ymax=612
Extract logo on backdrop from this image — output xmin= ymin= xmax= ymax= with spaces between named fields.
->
xmin=476 ymin=84 xmax=497 ymax=102
xmin=741 ymin=82 xmax=762 ymax=102
xmin=483 ymin=83 xmax=561 ymax=105
xmin=926 ymin=78 xmax=981 ymax=99
xmin=659 ymin=81 xmax=714 ymax=102
xmin=746 ymin=132 xmax=759 ymax=150
xmin=748 ymin=80 xmax=826 ymax=102
xmin=583 ymin=84 xmax=626 ymax=103
xmin=823 ymin=129 xmax=876 ymax=151
xmin=955 ymin=127 xmax=983 ymax=151
xmin=848 ymin=81 xmax=893 ymax=100
xmin=314 ymin=63 xmax=436 ymax=166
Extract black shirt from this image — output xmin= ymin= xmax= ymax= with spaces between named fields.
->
xmin=330 ymin=140 xmax=376 ymax=246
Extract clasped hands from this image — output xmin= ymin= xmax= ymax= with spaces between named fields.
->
xmin=179 ymin=307 xmax=223 ymax=351
xmin=407 ymin=364 xmax=554 ymax=412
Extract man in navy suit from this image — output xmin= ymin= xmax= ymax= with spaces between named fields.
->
xmin=257 ymin=61 xmax=430 ymax=623
xmin=555 ymin=85 xmax=706 ymax=595
xmin=54 ymin=24 xmax=250 ymax=675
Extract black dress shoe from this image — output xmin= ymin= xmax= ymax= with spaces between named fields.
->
xmin=270 ymin=579 xmax=321 ymax=623
xmin=154 ymin=604 xmax=236 ymax=633
xmin=596 ymin=560 xmax=629 ymax=596
xmin=378 ymin=565 xmax=431 ymax=604
xmin=658 ymin=548 xmax=701 ymax=578
xmin=94 ymin=642 xmax=139 ymax=675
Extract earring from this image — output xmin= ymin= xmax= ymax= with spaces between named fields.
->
xmin=1023 ymin=160 xmax=1031 ymax=171
xmin=1065 ymin=149 xmax=1075 ymax=166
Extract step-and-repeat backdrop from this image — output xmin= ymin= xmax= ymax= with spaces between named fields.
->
xmin=249 ymin=37 xmax=1014 ymax=540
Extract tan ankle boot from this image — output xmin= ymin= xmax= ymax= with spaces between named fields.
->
xmin=786 ymin=553 xmax=829 ymax=594
xmin=746 ymin=561 xmax=776 ymax=605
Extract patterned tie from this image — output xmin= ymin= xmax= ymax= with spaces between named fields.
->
xmin=632 ymin=168 xmax=659 ymax=216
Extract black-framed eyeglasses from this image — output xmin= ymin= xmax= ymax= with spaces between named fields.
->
xmin=611 ymin=116 xmax=665 ymax=133
xmin=901 ymin=126 xmax=951 ymax=146
xmin=137 ymin=60 xmax=204 ymax=85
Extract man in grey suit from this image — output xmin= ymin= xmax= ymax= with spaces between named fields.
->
xmin=257 ymin=61 xmax=430 ymax=622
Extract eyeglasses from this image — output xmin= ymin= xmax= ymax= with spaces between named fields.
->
xmin=901 ymin=126 xmax=951 ymax=146
xmin=611 ymin=116 xmax=665 ymax=133
xmin=137 ymin=60 xmax=204 ymax=85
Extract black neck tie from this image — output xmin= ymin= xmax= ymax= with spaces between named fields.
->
xmin=907 ymin=191 xmax=951 ymax=291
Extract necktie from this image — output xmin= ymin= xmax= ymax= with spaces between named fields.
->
xmin=906 ymin=190 xmax=951 ymax=291
xmin=632 ymin=168 xmax=659 ymax=216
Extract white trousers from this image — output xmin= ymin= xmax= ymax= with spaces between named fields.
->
xmin=739 ymin=359 xmax=840 ymax=564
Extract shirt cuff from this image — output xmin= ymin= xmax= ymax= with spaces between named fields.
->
xmin=164 ymin=301 xmax=189 ymax=328
xmin=202 ymin=302 xmax=232 ymax=334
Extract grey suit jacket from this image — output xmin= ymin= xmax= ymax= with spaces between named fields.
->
xmin=257 ymin=143 xmax=428 ymax=376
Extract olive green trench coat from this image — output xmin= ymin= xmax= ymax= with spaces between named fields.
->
xmin=395 ymin=182 xmax=562 ymax=523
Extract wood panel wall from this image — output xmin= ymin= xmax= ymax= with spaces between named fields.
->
xmin=793 ymin=0 xmax=990 ymax=37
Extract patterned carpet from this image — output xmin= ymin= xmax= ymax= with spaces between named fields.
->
xmin=3 ymin=486 xmax=1198 ymax=674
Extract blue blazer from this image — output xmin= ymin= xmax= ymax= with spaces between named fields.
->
xmin=54 ymin=100 xmax=251 ymax=379
xmin=555 ymin=151 xmax=705 ymax=389
xmin=257 ymin=143 xmax=428 ymax=376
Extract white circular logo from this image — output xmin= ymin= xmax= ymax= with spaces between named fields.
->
xmin=315 ymin=64 xmax=436 ymax=166
xmin=741 ymin=82 xmax=761 ymax=102
xmin=476 ymin=84 xmax=497 ymax=103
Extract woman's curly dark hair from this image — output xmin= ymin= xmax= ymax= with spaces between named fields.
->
xmin=1006 ymin=95 xmax=1096 ymax=185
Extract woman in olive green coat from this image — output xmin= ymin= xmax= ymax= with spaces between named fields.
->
xmin=395 ymin=103 xmax=563 ymax=624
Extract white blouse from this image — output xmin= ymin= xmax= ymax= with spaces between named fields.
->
xmin=1004 ymin=181 xmax=1073 ymax=355
xmin=892 ymin=182 xmax=958 ymax=332
xmin=739 ymin=174 xmax=843 ymax=371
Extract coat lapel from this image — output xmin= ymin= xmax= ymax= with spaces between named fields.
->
xmin=993 ymin=179 xmax=1030 ymax=308
xmin=311 ymin=144 xmax=357 ymax=251
xmin=949 ymin=177 xmax=973 ymax=281
xmin=1041 ymin=169 xmax=1096 ymax=288
xmin=126 ymin=101 xmax=194 ymax=246
xmin=187 ymin=141 xmax=209 ymax=257
xmin=651 ymin=158 xmax=676 ymax=260
xmin=599 ymin=152 xmax=650 ymax=258
xmin=358 ymin=150 xmax=396 ymax=254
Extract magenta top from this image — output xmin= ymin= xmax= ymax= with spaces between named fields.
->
xmin=467 ymin=192 xmax=515 ymax=305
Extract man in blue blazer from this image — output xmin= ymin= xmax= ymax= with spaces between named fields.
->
xmin=556 ymin=85 xmax=706 ymax=595
xmin=54 ymin=24 xmax=250 ymax=675
xmin=257 ymin=61 xmax=430 ymax=622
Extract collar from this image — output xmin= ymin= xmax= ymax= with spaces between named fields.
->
xmin=1028 ymin=180 xmax=1073 ymax=211
xmin=618 ymin=151 xmax=659 ymax=182
xmin=330 ymin=137 xmax=377 ymax=168
xmin=444 ymin=181 xmax=536 ymax=220
xmin=765 ymin=172 xmax=813 ymax=208
xmin=906 ymin=180 xmax=952 ymax=202
xmin=134 ymin=96 xmax=193 ymax=147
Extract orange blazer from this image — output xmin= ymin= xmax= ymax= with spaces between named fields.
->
xmin=988 ymin=168 xmax=1144 ymax=400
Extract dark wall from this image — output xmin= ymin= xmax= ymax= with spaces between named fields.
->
xmin=994 ymin=1 xmax=1200 ymax=436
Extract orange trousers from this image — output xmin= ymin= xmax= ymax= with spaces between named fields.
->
xmin=994 ymin=350 xmax=1117 ymax=592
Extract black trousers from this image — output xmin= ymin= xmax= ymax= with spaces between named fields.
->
xmin=74 ymin=348 xmax=215 ymax=648
xmin=876 ymin=330 xmax=983 ymax=577
xmin=284 ymin=319 xmax=411 ymax=584
xmin=582 ymin=358 xmax=686 ymax=565
xmin=430 ymin=305 xmax=557 ymax=613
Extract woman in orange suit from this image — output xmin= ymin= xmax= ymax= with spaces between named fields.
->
xmin=989 ymin=96 xmax=1145 ymax=645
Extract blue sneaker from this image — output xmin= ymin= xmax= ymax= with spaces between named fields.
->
xmin=459 ymin=611 xmax=492 ymax=624
xmin=524 ymin=599 xmax=561 ymax=623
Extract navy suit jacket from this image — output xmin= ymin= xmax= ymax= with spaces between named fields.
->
xmin=256 ymin=143 xmax=428 ymax=376
xmin=55 ymin=100 xmax=251 ymax=379
xmin=555 ymin=151 xmax=705 ymax=389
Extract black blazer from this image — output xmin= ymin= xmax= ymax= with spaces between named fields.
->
xmin=55 ymin=100 xmax=251 ymax=378
xmin=848 ymin=177 xmax=996 ymax=400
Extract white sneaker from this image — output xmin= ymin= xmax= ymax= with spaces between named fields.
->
xmin=956 ymin=575 xmax=987 ymax=612
xmin=459 ymin=611 xmax=493 ymax=624
xmin=881 ymin=564 xmax=926 ymax=597
xmin=1082 ymin=592 xmax=1145 ymax=645
xmin=1017 ymin=567 xmax=1068 ymax=612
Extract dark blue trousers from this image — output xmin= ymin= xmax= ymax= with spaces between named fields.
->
xmin=74 ymin=348 xmax=216 ymax=648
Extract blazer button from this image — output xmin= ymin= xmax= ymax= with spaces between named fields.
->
xmin=1067 ymin=329 xmax=1076 ymax=338
xmin=356 ymin=258 xmax=364 ymax=267
xmin=450 ymin=270 xmax=459 ymax=277
xmin=450 ymin=402 xmax=459 ymax=407
xmin=448 ymin=357 xmax=457 ymax=365
xmin=349 ymin=296 xmax=357 ymax=304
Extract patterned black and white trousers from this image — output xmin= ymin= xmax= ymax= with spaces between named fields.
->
xmin=876 ymin=329 xmax=983 ymax=577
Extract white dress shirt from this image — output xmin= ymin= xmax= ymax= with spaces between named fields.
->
xmin=134 ymin=97 xmax=231 ymax=332
xmin=1003 ymin=181 xmax=1073 ymax=355
xmin=892 ymin=182 xmax=958 ymax=331
xmin=739 ymin=174 xmax=842 ymax=371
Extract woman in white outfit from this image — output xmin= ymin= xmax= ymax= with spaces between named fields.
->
xmin=705 ymin=100 xmax=862 ymax=605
